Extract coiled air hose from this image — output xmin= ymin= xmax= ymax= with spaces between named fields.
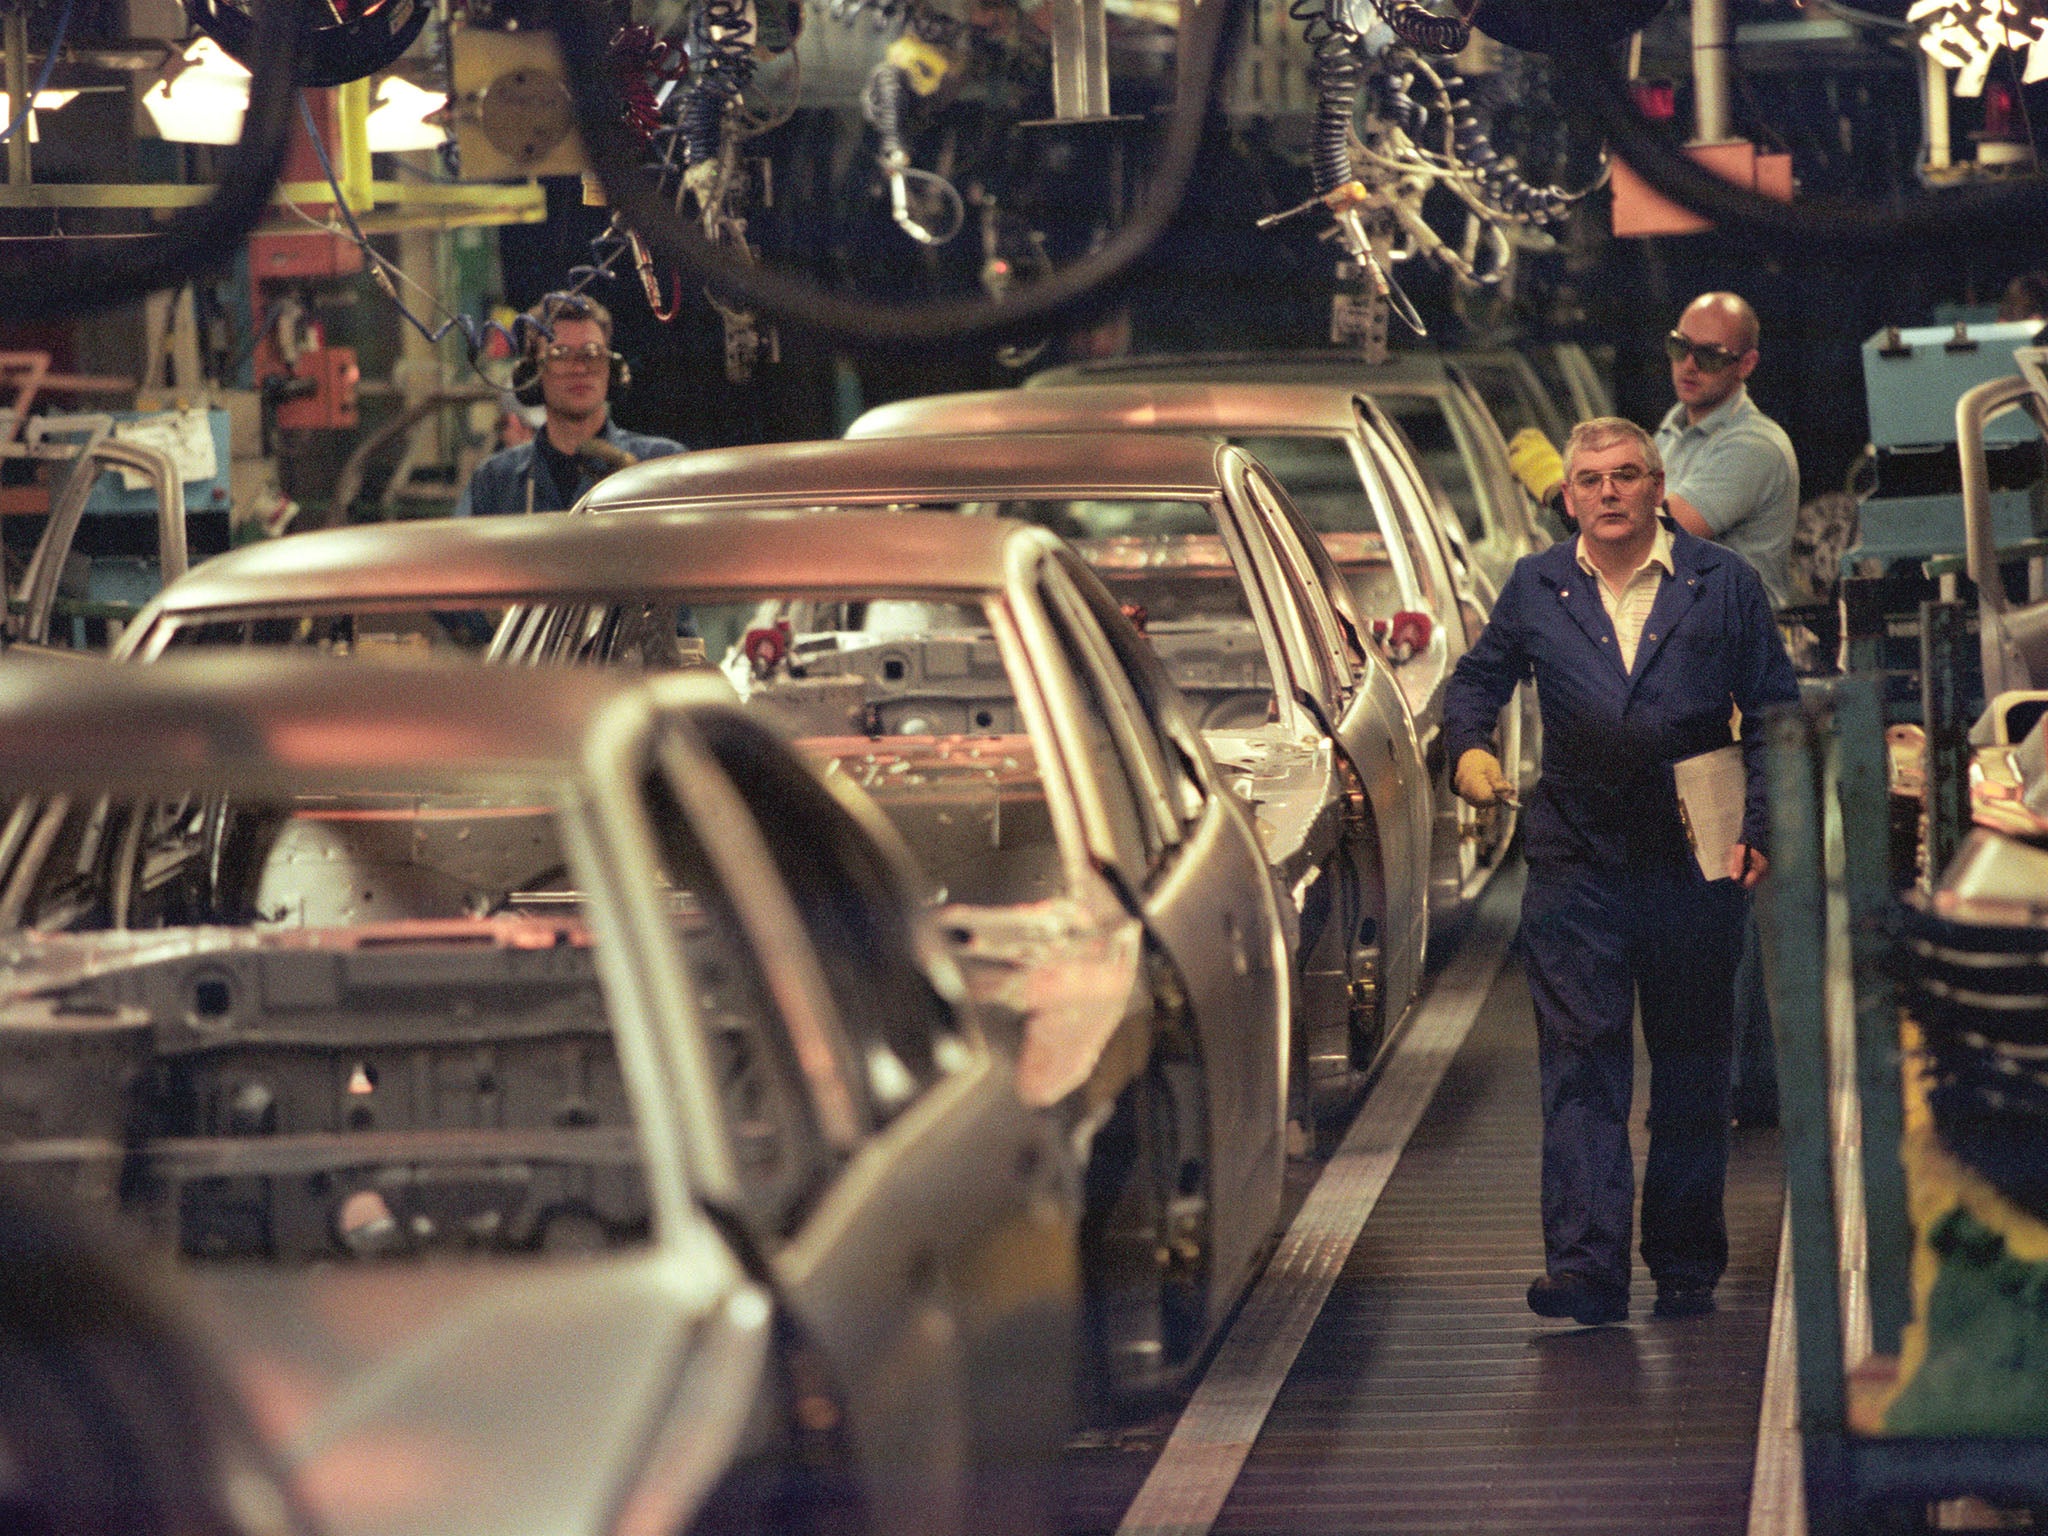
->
xmin=680 ymin=0 xmax=758 ymax=166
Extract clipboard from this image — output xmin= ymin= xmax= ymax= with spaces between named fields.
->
xmin=1673 ymin=744 xmax=1746 ymax=882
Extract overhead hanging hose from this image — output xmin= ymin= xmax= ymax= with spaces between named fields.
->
xmin=1375 ymin=0 xmax=1466 ymax=53
xmin=861 ymin=30 xmax=966 ymax=245
xmin=0 ymin=0 xmax=305 ymax=320
xmin=1550 ymin=18 xmax=2048 ymax=250
xmin=1391 ymin=54 xmax=1576 ymax=222
xmin=1292 ymin=0 xmax=1364 ymax=197
xmin=546 ymin=0 xmax=1233 ymax=345
xmin=680 ymin=0 xmax=758 ymax=166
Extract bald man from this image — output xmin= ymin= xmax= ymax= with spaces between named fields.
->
xmin=1655 ymin=293 xmax=1799 ymax=610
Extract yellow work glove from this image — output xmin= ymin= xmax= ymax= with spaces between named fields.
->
xmin=1454 ymin=747 xmax=1514 ymax=808
xmin=1506 ymin=426 xmax=1565 ymax=506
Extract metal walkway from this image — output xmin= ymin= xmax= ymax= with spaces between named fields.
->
xmin=1067 ymin=864 xmax=1788 ymax=1536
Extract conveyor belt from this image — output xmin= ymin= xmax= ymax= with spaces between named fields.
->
xmin=1075 ymin=865 xmax=1787 ymax=1536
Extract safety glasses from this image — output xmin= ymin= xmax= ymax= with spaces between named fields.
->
xmin=1568 ymin=465 xmax=1657 ymax=494
xmin=1665 ymin=332 xmax=1744 ymax=372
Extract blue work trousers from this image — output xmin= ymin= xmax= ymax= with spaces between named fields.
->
xmin=1520 ymin=858 xmax=1749 ymax=1294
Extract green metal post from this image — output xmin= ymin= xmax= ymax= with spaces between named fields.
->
xmin=1759 ymin=694 xmax=1851 ymax=1534
xmin=1920 ymin=599 xmax=1971 ymax=886
xmin=1834 ymin=674 xmax=1913 ymax=1356
xmin=4 ymin=9 xmax=31 ymax=189
xmin=1842 ymin=576 xmax=1889 ymax=691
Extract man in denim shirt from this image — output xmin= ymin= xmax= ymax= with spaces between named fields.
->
xmin=1655 ymin=292 xmax=1799 ymax=610
xmin=455 ymin=293 xmax=685 ymax=518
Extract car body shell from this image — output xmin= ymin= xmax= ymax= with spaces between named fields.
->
xmin=0 ymin=653 xmax=1078 ymax=1536
xmin=567 ymin=433 xmax=1430 ymax=1094
xmin=111 ymin=510 xmax=1293 ymax=1407
xmin=1442 ymin=342 xmax=1616 ymax=454
xmin=1025 ymin=349 xmax=1556 ymax=597
xmin=841 ymin=384 xmax=1526 ymax=916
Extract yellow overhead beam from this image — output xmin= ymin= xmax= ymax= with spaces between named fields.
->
xmin=0 ymin=74 xmax=546 ymax=230
xmin=0 ymin=178 xmax=547 ymax=230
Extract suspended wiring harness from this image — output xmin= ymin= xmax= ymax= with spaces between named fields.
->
xmin=1276 ymin=0 xmax=1599 ymax=319
xmin=858 ymin=6 xmax=970 ymax=247
xmin=547 ymin=0 xmax=1233 ymax=345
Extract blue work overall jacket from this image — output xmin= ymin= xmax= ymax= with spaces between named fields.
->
xmin=1443 ymin=521 xmax=1797 ymax=871
xmin=1443 ymin=521 xmax=1798 ymax=1294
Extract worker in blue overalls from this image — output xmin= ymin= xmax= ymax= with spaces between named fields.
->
xmin=1444 ymin=416 xmax=1799 ymax=1327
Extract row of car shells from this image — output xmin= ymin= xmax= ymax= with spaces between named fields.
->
xmin=0 ymin=348 xmax=1563 ymax=1536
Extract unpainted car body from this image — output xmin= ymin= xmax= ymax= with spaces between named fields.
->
xmin=1026 ymin=349 xmax=1555 ymax=595
xmin=843 ymin=383 xmax=1527 ymax=919
xmin=0 ymin=653 xmax=1078 ymax=1536
xmin=571 ymin=432 xmax=1429 ymax=1132
xmin=109 ymin=511 xmax=1293 ymax=1412
xmin=1435 ymin=342 xmax=1615 ymax=456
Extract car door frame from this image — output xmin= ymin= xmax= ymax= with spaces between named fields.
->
xmin=1442 ymin=361 xmax=1551 ymax=555
xmin=630 ymin=690 xmax=1075 ymax=1536
xmin=1227 ymin=461 xmax=1431 ymax=1042
xmin=1031 ymin=545 xmax=1288 ymax=1340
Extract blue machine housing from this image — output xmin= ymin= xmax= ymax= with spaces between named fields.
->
xmin=1851 ymin=321 xmax=2045 ymax=570
xmin=77 ymin=408 xmax=233 ymax=518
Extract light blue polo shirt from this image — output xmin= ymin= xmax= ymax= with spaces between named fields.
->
xmin=1655 ymin=386 xmax=1799 ymax=609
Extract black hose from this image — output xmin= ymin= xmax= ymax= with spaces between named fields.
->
xmin=0 ymin=0 xmax=305 ymax=320
xmin=548 ymin=0 xmax=1234 ymax=345
xmin=1552 ymin=20 xmax=2048 ymax=251
xmin=1310 ymin=29 xmax=1363 ymax=196
xmin=1377 ymin=0 xmax=1467 ymax=53
xmin=681 ymin=0 xmax=759 ymax=166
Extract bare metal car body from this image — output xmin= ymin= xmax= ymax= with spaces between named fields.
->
xmin=842 ymin=383 xmax=1528 ymax=917
xmin=1026 ymin=350 xmax=1555 ymax=597
xmin=0 ymin=653 xmax=1077 ymax=1536
xmin=571 ymin=433 xmax=1429 ymax=1133
xmin=110 ymin=511 xmax=1293 ymax=1410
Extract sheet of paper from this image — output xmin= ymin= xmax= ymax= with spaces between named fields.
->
xmin=111 ymin=409 xmax=218 ymax=491
xmin=1674 ymin=743 xmax=1746 ymax=882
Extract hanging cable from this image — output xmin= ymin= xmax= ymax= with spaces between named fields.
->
xmin=0 ymin=0 xmax=306 ymax=320
xmin=0 ymin=0 xmax=76 ymax=147
xmin=547 ymin=0 xmax=1232 ymax=345
xmin=1373 ymin=0 xmax=1467 ymax=53
xmin=292 ymin=96 xmax=536 ymax=380
xmin=861 ymin=34 xmax=965 ymax=245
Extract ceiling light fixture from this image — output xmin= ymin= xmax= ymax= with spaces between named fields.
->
xmin=140 ymin=35 xmax=249 ymax=144
xmin=0 ymin=90 xmax=78 ymax=142
xmin=363 ymin=75 xmax=446 ymax=152
xmin=1908 ymin=0 xmax=2048 ymax=96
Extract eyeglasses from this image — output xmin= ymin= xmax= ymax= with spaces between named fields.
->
xmin=1568 ymin=465 xmax=1657 ymax=493
xmin=542 ymin=341 xmax=608 ymax=366
xmin=1665 ymin=332 xmax=1744 ymax=372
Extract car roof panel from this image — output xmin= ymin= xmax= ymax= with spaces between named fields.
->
xmin=0 ymin=652 xmax=658 ymax=795
xmin=144 ymin=509 xmax=1044 ymax=622
xmin=847 ymin=382 xmax=1375 ymax=438
xmin=581 ymin=431 xmax=1232 ymax=512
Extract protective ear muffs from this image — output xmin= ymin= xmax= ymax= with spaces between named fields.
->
xmin=509 ymin=347 xmax=631 ymax=408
